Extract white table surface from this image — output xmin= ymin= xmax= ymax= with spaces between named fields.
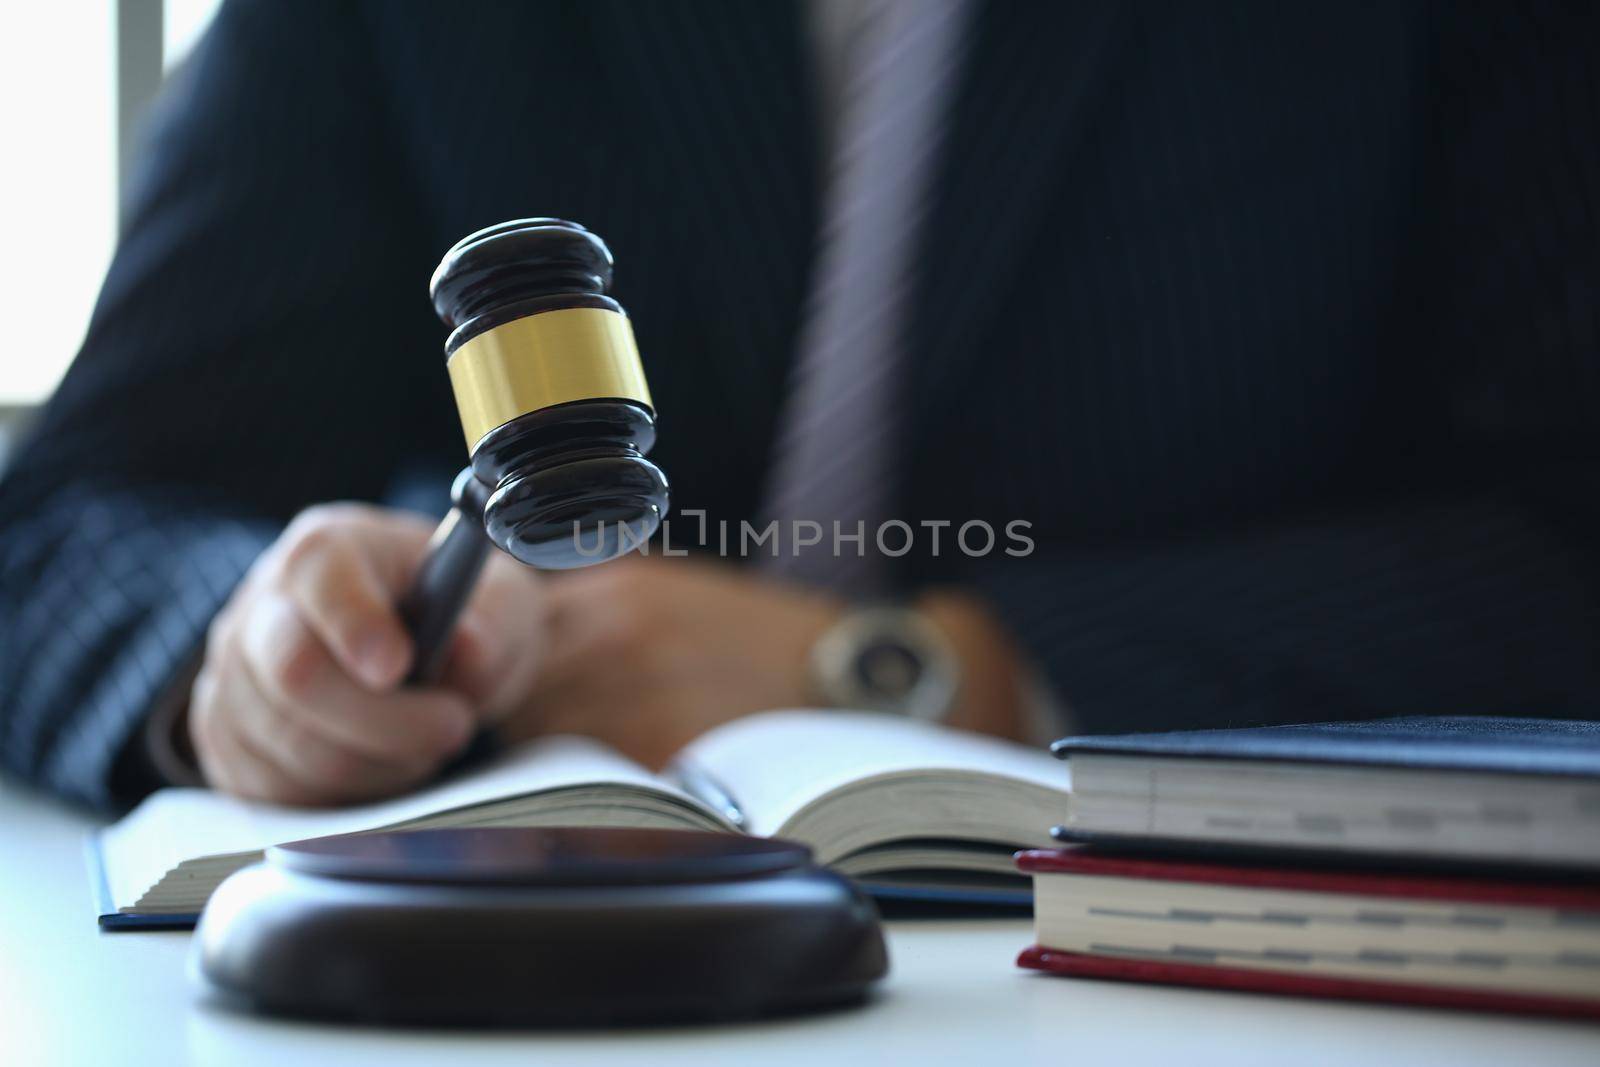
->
xmin=3 ymin=777 xmax=1598 ymax=1067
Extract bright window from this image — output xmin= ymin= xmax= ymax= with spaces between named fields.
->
xmin=165 ymin=0 xmax=222 ymax=73
xmin=0 ymin=0 xmax=220 ymax=407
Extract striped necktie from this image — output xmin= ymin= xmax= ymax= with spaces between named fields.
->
xmin=762 ymin=0 xmax=972 ymax=593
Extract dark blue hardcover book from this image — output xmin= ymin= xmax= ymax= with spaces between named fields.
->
xmin=1052 ymin=716 xmax=1600 ymax=776
xmin=1050 ymin=716 xmax=1600 ymax=871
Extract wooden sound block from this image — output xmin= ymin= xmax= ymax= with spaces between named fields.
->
xmin=194 ymin=827 xmax=889 ymax=1027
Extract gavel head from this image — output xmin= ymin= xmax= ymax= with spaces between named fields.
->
xmin=431 ymin=219 xmax=669 ymax=569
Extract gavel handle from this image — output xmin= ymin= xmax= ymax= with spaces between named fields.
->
xmin=398 ymin=474 xmax=494 ymax=685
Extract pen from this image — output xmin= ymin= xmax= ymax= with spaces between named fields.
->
xmin=673 ymin=761 xmax=747 ymax=831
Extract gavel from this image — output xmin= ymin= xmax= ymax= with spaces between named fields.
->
xmin=398 ymin=218 xmax=669 ymax=682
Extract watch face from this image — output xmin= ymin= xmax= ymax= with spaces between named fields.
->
xmin=853 ymin=638 xmax=925 ymax=703
xmin=811 ymin=607 xmax=959 ymax=721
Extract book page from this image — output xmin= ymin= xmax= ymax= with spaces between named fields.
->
xmin=675 ymin=709 xmax=1069 ymax=838
xmin=102 ymin=735 xmax=684 ymax=910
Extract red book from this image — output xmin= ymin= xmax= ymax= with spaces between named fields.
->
xmin=1016 ymin=849 xmax=1600 ymax=1019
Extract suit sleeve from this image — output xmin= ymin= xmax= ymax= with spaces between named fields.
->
xmin=966 ymin=2 xmax=1600 ymax=735
xmin=0 ymin=0 xmax=442 ymax=810
xmin=971 ymin=492 xmax=1600 ymax=735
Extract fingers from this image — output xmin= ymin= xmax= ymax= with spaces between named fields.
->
xmin=210 ymin=664 xmax=431 ymax=806
xmin=192 ymin=501 xmax=552 ymax=806
xmin=235 ymin=658 xmax=458 ymax=795
xmin=193 ymin=595 xmax=474 ymax=807
xmin=196 ymin=690 xmax=420 ymax=807
xmin=192 ymin=664 xmax=324 ymax=806
xmin=236 ymin=592 xmax=475 ymax=767
xmin=277 ymin=506 xmax=431 ymax=689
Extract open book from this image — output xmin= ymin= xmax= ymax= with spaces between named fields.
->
xmin=92 ymin=710 xmax=1070 ymax=927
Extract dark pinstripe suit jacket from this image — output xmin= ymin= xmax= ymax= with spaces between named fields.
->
xmin=3 ymin=1 xmax=1598 ymax=811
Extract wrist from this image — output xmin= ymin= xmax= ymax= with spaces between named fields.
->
xmin=913 ymin=590 xmax=1027 ymax=740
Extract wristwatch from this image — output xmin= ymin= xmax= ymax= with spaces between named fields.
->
xmin=808 ymin=605 xmax=960 ymax=722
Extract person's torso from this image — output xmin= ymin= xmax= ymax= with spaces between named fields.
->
xmin=363 ymin=0 xmax=1442 ymax=577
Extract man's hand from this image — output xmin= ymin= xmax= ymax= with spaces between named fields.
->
xmin=189 ymin=503 xmax=547 ymax=805
xmin=502 ymin=556 xmax=1028 ymax=767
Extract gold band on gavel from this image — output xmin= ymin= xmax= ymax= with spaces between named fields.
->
xmin=446 ymin=307 xmax=654 ymax=453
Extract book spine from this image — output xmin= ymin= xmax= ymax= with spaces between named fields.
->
xmin=1016 ymin=947 xmax=1600 ymax=1020
xmin=1017 ymin=847 xmax=1600 ymax=907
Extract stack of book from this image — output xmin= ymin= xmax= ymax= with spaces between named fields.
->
xmin=1017 ymin=716 xmax=1600 ymax=1017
